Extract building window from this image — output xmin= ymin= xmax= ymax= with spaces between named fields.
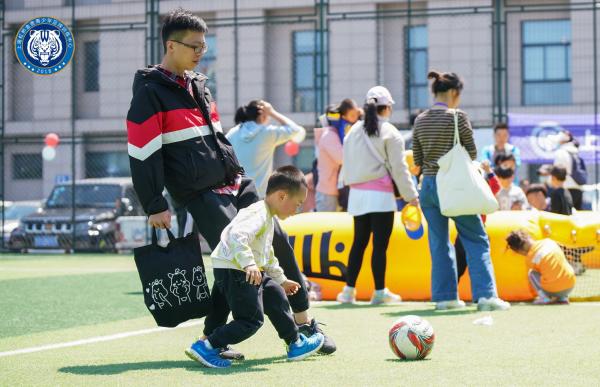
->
xmin=293 ymin=31 xmax=327 ymax=112
xmin=405 ymin=25 xmax=429 ymax=109
xmin=13 ymin=153 xmax=43 ymax=180
xmin=196 ymin=35 xmax=217 ymax=99
xmin=85 ymin=151 xmax=130 ymax=178
xmin=522 ymin=20 xmax=571 ymax=105
xmin=84 ymin=41 xmax=100 ymax=92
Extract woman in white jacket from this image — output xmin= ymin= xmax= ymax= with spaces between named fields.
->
xmin=337 ymin=86 xmax=419 ymax=305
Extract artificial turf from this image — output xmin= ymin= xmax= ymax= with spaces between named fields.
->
xmin=1 ymin=254 xmax=599 ymax=386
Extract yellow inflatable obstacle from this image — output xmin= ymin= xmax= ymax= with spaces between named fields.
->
xmin=281 ymin=211 xmax=600 ymax=302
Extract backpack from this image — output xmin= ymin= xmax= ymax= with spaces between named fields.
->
xmin=570 ymin=153 xmax=588 ymax=185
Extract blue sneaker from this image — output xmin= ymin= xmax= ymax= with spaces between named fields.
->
xmin=185 ymin=340 xmax=232 ymax=368
xmin=287 ymin=333 xmax=324 ymax=361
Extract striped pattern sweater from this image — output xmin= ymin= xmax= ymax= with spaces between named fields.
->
xmin=412 ymin=108 xmax=477 ymax=176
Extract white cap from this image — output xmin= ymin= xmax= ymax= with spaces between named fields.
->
xmin=365 ymin=86 xmax=395 ymax=106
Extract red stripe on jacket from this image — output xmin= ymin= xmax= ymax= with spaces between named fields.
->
xmin=127 ymin=104 xmax=221 ymax=148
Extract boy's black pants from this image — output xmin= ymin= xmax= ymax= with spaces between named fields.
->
xmin=184 ymin=178 xmax=309 ymax=338
xmin=204 ymin=269 xmax=298 ymax=348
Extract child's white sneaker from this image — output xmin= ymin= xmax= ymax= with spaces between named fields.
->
xmin=435 ymin=299 xmax=466 ymax=310
xmin=477 ymin=297 xmax=511 ymax=311
xmin=336 ymin=286 xmax=356 ymax=304
xmin=370 ymin=288 xmax=401 ymax=305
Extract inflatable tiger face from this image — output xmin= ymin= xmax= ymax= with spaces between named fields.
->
xmin=27 ymin=30 xmax=62 ymax=66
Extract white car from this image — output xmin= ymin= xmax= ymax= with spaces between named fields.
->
xmin=2 ymin=200 xmax=43 ymax=248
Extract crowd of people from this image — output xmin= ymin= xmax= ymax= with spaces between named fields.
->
xmin=126 ymin=8 xmax=582 ymax=369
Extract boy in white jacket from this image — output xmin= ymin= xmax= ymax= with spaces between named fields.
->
xmin=186 ymin=166 xmax=324 ymax=368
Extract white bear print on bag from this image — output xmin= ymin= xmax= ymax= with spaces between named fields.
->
xmin=168 ymin=268 xmax=191 ymax=305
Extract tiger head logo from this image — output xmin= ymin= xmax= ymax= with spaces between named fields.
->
xmin=27 ymin=30 xmax=62 ymax=67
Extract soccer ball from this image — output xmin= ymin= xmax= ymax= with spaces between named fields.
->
xmin=389 ymin=315 xmax=435 ymax=360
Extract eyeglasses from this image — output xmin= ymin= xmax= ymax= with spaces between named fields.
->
xmin=170 ymin=40 xmax=208 ymax=55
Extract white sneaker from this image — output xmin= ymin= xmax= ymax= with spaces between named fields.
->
xmin=477 ymin=297 xmax=510 ymax=311
xmin=370 ymin=288 xmax=402 ymax=305
xmin=336 ymin=286 xmax=356 ymax=304
xmin=435 ymin=299 xmax=466 ymax=310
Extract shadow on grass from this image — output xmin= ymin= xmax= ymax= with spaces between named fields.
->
xmin=124 ymin=291 xmax=143 ymax=296
xmin=380 ymin=308 xmax=479 ymax=318
xmin=59 ymin=356 xmax=297 ymax=375
xmin=385 ymin=358 xmax=432 ymax=363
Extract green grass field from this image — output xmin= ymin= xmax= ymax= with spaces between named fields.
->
xmin=1 ymin=254 xmax=600 ymax=386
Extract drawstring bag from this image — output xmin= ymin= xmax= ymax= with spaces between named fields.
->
xmin=133 ymin=228 xmax=211 ymax=327
xmin=436 ymin=110 xmax=498 ymax=216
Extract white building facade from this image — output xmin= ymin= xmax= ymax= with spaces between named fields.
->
xmin=2 ymin=0 xmax=599 ymax=200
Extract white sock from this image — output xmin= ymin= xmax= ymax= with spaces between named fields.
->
xmin=343 ymin=286 xmax=355 ymax=292
xmin=204 ymin=339 xmax=213 ymax=350
xmin=294 ymin=337 xmax=302 ymax=345
xmin=375 ymin=289 xmax=386 ymax=296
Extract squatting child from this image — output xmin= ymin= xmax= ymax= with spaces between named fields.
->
xmin=506 ymin=230 xmax=576 ymax=305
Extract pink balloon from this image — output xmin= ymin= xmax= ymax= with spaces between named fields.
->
xmin=44 ymin=133 xmax=60 ymax=147
xmin=284 ymin=141 xmax=300 ymax=157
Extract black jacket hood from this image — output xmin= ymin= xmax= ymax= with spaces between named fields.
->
xmin=132 ymin=65 xmax=208 ymax=95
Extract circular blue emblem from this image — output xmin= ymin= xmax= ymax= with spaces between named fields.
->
xmin=14 ymin=17 xmax=75 ymax=75
xmin=529 ymin=121 xmax=564 ymax=159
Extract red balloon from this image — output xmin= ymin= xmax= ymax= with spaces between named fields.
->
xmin=44 ymin=133 xmax=60 ymax=147
xmin=284 ymin=141 xmax=300 ymax=157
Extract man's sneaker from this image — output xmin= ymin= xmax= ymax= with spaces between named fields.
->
xmin=219 ymin=345 xmax=245 ymax=360
xmin=435 ymin=299 xmax=466 ymax=310
xmin=298 ymin=318 xmax=337 ymax=355
xmin=370 ymin=288 xmax=401 ymax=305
xmin=477 ymin=297 xmax=511 ymax=311
xmin=185 ymin=340 xmax=232 ymax=368
xmin=336 ymin=286 xmax=356 ymax=304
xmin=287 ymin=333 xmax=324 ymax=361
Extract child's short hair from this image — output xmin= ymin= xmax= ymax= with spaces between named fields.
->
xmin=494 ymin=153 xmax=516 ymax=167
xmin=494 ymin=122 xmax=509 ymax=133
xmin=266 ymin=165 xmax=307 ymax=196
xmin=506 ymin=230 xmax=531 ymax=252
xmin=526 ymin=183 xmax=547 ymax=197
xmin=550 ymin=166 xmax=567 ymax=182
xmin=494 ymin=165 xmax=514 ymax=179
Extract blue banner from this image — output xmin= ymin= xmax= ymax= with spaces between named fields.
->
xmin=508 ymin=113 xmax=600 ymax=163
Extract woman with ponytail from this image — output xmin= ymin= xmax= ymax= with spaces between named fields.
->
xmin=337 ymin=86 xmax=418 ymax=305
xmin=412 ymin=70 xmax=510 ymax=311
xmin=227 ymin=100 xmax=306 ymax=198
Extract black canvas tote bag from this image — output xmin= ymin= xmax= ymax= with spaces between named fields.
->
xmin=133 ymin=228 xmax=211 ymax=327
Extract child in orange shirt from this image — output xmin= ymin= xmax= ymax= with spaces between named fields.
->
xmin=506 ymin=230 xmax=575 ymax=305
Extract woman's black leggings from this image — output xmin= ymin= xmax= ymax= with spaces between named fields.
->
xmin=345 ymin=212 xmax=394 ymax=290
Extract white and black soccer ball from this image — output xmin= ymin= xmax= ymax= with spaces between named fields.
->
xmin=389 ymin=315 xmax=435 ymax=360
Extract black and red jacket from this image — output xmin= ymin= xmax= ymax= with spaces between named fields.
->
xmin=126 ymin=66 xmax=232 ymax=215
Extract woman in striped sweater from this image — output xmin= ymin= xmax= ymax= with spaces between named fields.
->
xmin=412 ymin=71 xmax=510 ymax=311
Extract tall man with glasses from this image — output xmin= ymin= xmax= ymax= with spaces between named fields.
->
xmin=126 ymin=8 xmax=336 ymax=367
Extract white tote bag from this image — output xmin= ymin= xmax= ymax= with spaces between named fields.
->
xmin=436 ymin=110 xmax=499 ymax=217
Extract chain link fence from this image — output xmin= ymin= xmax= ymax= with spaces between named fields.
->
xmin=1 ymin=0 xmax=599 ymax=257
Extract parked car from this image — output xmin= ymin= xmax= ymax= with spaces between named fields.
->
xmin=1 ymin=200 xmax=43 ymax=249
xmin=9 ymin=178 xmax=145 ymax=252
